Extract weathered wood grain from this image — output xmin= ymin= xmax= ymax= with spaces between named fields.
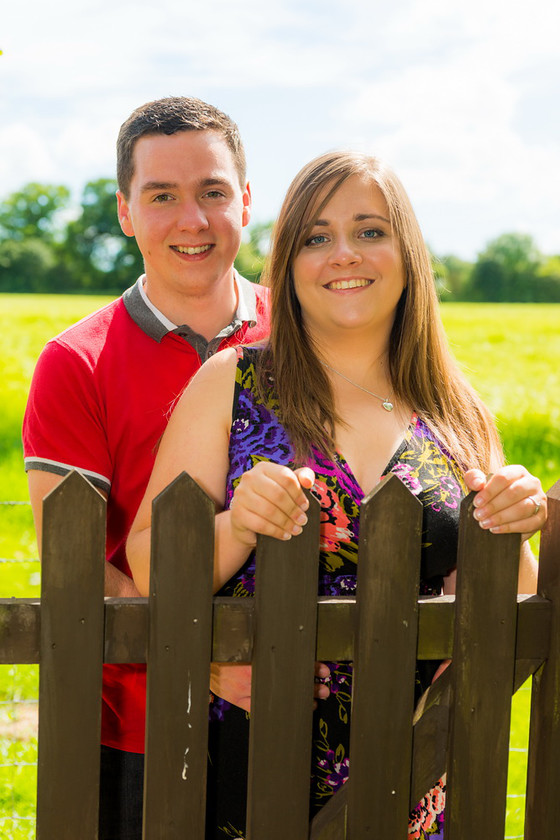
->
xmin=246 ymin=491 xmax=320 ymax=840
xmin=36 ymin=472 xmax=105 ymax=840
xmin=347 ymin=474 xmax=423 ymax=837
xmin=143 ymin=472 xmax=215 ymax=839
xmin=445 ymin=492 xmax=520 ymax=840
xmin=525 ymin=479 xmax=560 ymax=838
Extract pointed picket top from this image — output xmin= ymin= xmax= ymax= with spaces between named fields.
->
xmin=41 ymin=469 xmax=106 ymax=590
xmin=152 ymin=469 xmax=213 ymax=508
xmin=361 ymin=470 xmax=423 ymax=526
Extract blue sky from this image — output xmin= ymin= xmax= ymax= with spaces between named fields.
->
xmin=1 ymin=0 xmax=559 ymax=260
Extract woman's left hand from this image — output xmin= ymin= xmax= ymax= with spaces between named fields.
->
xmin=464 ymin=465 xmax=547 ymax=541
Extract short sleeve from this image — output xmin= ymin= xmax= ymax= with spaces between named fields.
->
xmin=23 ymin=340 xmax=112 ymax=493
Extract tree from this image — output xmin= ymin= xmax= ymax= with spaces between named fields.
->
xmin=467 ymin=233 xmax=542 ymax=302
xmin=533 ymin=255 xmax=560 ymax=302
xmin=63 ymin=178 xmax=143 ymax=291
xmin=0 ymin=182 xmax=70 ymax=243
xmin=234 ymin=221 xmax=273 ymax=283
xmin=439 ymin=254 xmax=473 ymax=301
xmin=0 ymin=239 xmax=56 ymax=292
xmin=468 ymin=258 xmax=508 ymax=302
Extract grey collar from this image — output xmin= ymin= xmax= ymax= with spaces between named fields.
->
xmin=122 ymin=273 xmax=260 ymax=349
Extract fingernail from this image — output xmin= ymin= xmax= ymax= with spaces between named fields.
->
xmin=295 ymin=513 xmax=308 ymax=526
xmin=292 ymin=525 xmax=303 ymax=536
xmin=282 ymin=532 xmax=292 ymax=541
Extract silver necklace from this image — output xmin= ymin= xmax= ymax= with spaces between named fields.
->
xmin=321 ymin=360 xmax=394 ymax=412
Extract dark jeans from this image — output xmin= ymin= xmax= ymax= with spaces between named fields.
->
xmin=99 ymin=745 xmax=144 ymax=840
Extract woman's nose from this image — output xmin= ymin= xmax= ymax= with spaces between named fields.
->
xmin=328 ymin=238 xmax=361 ymax=266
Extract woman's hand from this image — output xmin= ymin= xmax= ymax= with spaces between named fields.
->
xmin=465 ymin=465 xmax=547 ymax=541
xmin=229 ymin=462 xmax=316 ymax=548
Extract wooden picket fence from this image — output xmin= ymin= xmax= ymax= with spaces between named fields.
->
xmin=1 ymin=470 xmax=560 ymax=839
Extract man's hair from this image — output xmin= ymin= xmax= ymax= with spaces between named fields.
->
xmin=116 ymin=96 xmax=247 ymax=198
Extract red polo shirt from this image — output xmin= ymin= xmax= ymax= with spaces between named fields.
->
xmin=23 ymin=275 xmax=270 ymax=752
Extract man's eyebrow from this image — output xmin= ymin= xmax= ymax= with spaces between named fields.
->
xmin=313 ymin=212 xmax=390 ymax=226
xmin=140 ymin=181 xmax=178 ymax=193
xmin=140 ymin=177 xmax=231 ymax=193
xmin=200 ymin=177 xmax=230 ymax=187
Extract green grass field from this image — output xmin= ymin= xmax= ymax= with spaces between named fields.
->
xmin=1 ymin=294 xmax=559 ymax=838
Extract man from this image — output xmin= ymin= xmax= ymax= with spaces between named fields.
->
xmin=23 ymin=97 xmax=270 ymax=839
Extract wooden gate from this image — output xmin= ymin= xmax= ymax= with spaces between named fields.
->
xmin=1 ymin=470 xmax=559 ymax=839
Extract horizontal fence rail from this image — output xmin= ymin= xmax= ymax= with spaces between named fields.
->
xmin=0 ymin=470 xmax=559 ymax=839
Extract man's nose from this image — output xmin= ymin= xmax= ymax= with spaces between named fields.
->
xmin=176 ymin=201 xmax=209 ymax=232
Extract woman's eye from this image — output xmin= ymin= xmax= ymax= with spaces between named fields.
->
xmin=305 ymin=233 xmax=329 ymax=247
xmin=361 ymin=228 xmax=383 ymax=239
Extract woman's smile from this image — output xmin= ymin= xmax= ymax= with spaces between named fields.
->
xmin=323 ymin=277 xmax=374 ymax=291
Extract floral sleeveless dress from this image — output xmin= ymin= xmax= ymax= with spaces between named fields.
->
xmin=206 ymin=348 xmax=466 ymax=839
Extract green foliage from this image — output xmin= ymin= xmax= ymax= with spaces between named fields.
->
xmin=63 ymin=178 xmax=144 ymax=292
xmin=466 ymin=232 xmax=544 ymax=302
xmin=0 ymin=183 xmax=70 ymax=243
xmin=437 ymin=254 xmax=473 ymax=301
xmin=1 ymin=180 xmax=560 ymax=305
xmin=234 ymin=221 xmax=272 ymax=283
xmin=0 ymin=240 xmax=56 ymax=293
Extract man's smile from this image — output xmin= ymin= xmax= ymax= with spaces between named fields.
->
xmin=171 ymin=244 xmax=213 ymax=255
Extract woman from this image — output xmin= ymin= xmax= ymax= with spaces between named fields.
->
xmin=127 ymin=151 xmax=545 ymax=838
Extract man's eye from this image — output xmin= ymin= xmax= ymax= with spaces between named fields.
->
xmin=204 ymin=190 xmax=226 ymax=199
xmin=153 ymin=194 xmax=173 ymax=203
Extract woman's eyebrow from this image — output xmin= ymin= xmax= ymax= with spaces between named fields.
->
xmin=354 ymin=212 xmax=390 ymax=224
xmin=312 ymin=212 xmax=390 ymax=226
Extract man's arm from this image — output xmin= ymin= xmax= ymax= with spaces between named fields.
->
xmin=27 ymin=469 xmax=140 ymax=597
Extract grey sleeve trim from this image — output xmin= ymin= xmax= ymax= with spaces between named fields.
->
xmin=24 ymin=457 xmax=111 ymax=493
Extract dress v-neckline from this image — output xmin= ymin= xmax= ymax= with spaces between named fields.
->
xmin=333 ymin=413 xmax=419 ymax=498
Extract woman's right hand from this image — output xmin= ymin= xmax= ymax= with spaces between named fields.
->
xmin=229 ymin=462 xmax=315 ymax=547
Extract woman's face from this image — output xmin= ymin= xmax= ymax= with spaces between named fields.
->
xmin=292 ymin=174 xmax=405 ymax=344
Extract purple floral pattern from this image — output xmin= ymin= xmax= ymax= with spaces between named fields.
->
xmin=212 ymin=349 xmax=467 ymax=837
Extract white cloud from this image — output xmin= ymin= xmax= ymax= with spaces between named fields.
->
xmin=0 ymin=0 xmax=558 ymax=258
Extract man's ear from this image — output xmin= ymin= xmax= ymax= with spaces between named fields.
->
xmin=242 ymin=182 xmax=252 ymax=228
xmin=116 ymin=191 xmax=135 ymax=237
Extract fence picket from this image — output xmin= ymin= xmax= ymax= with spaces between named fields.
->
xmin=143 ymin=472 xmax=215 ymax=838
xmin=246 ymin=491 xmax=320 ymax=840
xmin=347 ymin=474 xmax=423 ymax=837
xmin=525 ymin=479 xmax=560 ymax=837
xmin=36 ymin=472 xmax=105 ymax=840
xmin=446 ymin=492 xmax=520 ymax=839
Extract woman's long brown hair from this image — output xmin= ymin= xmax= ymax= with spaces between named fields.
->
xmin=259 ymin=151 xmax=502 ymax=471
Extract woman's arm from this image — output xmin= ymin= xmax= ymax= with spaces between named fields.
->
xmin=126 ymin=349 xmax=312 ymax=596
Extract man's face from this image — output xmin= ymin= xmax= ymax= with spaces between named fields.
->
xmin=117 ymin=130 xmax=251 ymax=300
